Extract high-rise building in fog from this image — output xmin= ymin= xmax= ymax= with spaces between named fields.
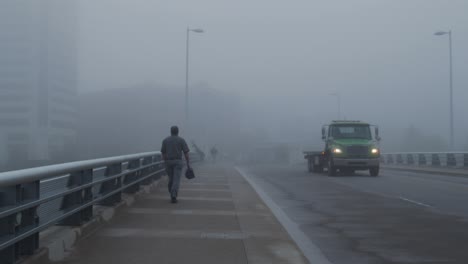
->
xmin=0 ymin=1 xmax=78 ymax=168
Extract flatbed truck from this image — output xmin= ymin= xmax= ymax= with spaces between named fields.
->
xmin=304 ymin=121 xmax=381 ymax=176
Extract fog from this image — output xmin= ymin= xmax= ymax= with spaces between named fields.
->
xmin=78 ymin=0 xmax=468 ymax=148
xmin=1 ymin=0 xmax=468 ymax=169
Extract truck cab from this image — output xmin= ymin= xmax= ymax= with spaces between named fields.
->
xmin=305 ymin=120 xmax=381 ymax=176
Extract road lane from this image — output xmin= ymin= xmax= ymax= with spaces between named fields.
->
xmin=243 ymin=164 xmax=468 ymax=264
xmin=327 ymin=168 xmax=468 ymax=217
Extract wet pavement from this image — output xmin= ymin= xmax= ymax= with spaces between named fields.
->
xmin=56 ymin=165 xmax=307 ymax=264
xmin=245 ymin=164 xmax=468 ymax=264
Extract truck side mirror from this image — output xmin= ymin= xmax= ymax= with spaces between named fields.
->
xmin=321 ymin=127 xmax=326 ymax=140
xmin=375 ymin=127 xmax=381 ymax=141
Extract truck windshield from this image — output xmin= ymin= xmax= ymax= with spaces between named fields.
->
xmin=330 ymin=125 xmax=372 ymax=140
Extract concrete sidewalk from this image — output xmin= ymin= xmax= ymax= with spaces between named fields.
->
xmin=56 ymin=165 xmax=308 ymax=264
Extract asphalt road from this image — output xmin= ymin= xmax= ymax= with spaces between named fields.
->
xmin=242 ymin=164 xmax=468 ymax=264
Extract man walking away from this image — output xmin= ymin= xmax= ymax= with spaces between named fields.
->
xmin=161 ymin=126 xmax=190 ymax=203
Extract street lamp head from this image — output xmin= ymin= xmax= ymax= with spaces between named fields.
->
xmin=191 ymin=28 xmax=204 ymax=33
xmin=434 ymin=31 xmax=448 ymax=36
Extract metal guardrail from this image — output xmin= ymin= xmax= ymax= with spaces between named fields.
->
xmin=0 ymin=151 xmax=171 ymax=264
xmin=381 ymin=152 xmax=468 ymax=168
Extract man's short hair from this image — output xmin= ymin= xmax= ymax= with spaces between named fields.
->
xmin=171 ymin=126 xmax=179 ymax=135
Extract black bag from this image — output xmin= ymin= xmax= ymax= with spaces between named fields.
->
xmin=185 ymin=167 xmax=195 ymax=179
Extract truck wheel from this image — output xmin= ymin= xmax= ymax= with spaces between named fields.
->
xmin=327 ymin=159 xmax=337 ymax=176
xmin=370 ymin=167 xmax=379 ymax=177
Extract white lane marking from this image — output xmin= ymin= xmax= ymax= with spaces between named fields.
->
xmin=398 ymin=196 xmax=433 ymax=208
xmin=235 ymin=166 xmax=333 ymax=264
xmin=328 ymin=177 xmax=437 ymax=210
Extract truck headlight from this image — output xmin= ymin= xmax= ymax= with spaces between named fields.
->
xmin=371 ymin=148 xmax=379 ymax=154
xmin=333 ymin=148 xmax=342 ymax=154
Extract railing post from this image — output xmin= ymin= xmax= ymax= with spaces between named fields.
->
xmin=99 ymin=163 xmax=122 ymax=206
xmin=396 ymin=154 xmax=403 ymax=164
xmin=153 ymin=155 xmax=165 ymax=181
xmin=388 ymin=154 xmax=394 ymax=164
xmin=431 ymin=154 xmax=441 ymax=166
xmin=124 ymin=159 xmax=141 ymax=194
xmin=0 ymin=185 xmax=18 ymax=264
xmin=455 ymin=153 xmax=464 ymax=167
xmin=0 ymin=180 xmax=40 ymax=263
xmin=17 ymin=181 xmax=40 ymax=259
xmin=418 ymin=154 xmax=426 ymax=165
xmin=59 ymin=169 xmax=93 ymax=226
xmin=141 ymin=157 xmax=154 ymax=185
xmin=407 ymin=154 xmax=414 ymax=165
xmin=447 ymin=153 xmax=456 ymax=167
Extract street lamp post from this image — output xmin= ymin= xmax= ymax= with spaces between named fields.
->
xmin=185 ymin=27 xmax=204 ymax=134
xmin=434 ymin=30 xmax=454 ymax=149
xmin=330 ymin=92 xmax=341 ymax=120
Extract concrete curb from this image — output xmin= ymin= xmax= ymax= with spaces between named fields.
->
xmin=21 ymin=180 xmax=161 ymax=264
xmin=382 ymin=165 xmax=468 ymax=177
xmin=235 ymin=166 xmax=333 ymax=264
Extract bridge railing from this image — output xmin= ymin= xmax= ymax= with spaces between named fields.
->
xmin=381 ymin=152 xmax=468 ymax=168
xmin=0 ymin=151 xmax=170 ymax=264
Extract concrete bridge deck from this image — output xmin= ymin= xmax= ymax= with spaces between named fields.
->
xmin=55 ymin=165 xmax=307 ymax=264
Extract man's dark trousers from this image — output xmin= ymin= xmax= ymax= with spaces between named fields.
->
xmin=165 ymin=160 xmax=184 ymax=198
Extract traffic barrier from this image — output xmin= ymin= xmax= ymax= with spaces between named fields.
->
xmin=382 ymin=152 xmax=468 ymax=168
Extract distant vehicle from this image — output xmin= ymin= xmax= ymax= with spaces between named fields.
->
xmin=304 ymin=120 xmax=381 ymax=176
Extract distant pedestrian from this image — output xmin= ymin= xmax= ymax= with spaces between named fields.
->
xmin=161 ymin=126 xmax=190 ymax=203
xmin=210 ymin=146 xmax=218 ymax=163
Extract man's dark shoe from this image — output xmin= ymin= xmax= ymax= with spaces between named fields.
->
xmin=171 ymin=197 xmax=178 ymax=204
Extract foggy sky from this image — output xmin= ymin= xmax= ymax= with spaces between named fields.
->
xmin=78 ymin=0 xmax=468 ymax=149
